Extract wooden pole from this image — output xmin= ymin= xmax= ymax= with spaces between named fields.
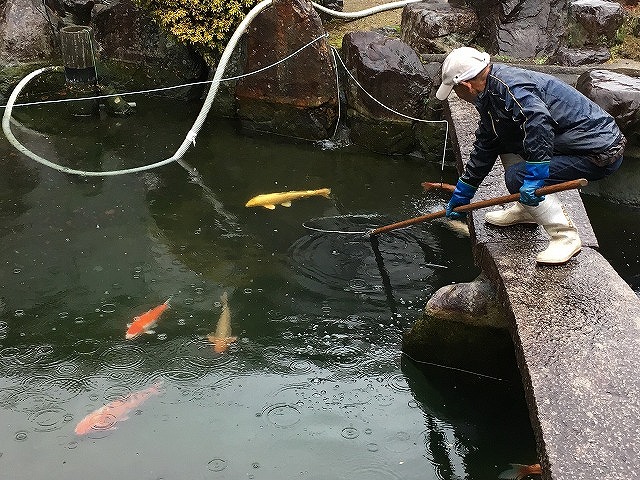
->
xmin=369 ymin=178 xmax=588 ymax=236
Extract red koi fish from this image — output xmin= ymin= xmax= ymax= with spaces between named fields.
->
xmin=498 ymin=463 xmax=542 ymax=479
xmin=74 ymin=381 xmax=163 ymax=435
xmin=207 ymin=292 xmax=237 ymax=354
xmin=126 ymin=298 xmax=170 ymax=339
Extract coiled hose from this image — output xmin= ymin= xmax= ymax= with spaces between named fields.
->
xmin=2 ymin=0 xmax=422 ymax=176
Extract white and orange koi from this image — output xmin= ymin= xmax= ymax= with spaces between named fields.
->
xmin=245 ymin=188 xmax=331 ymax=210
xmin=74 ymin=381 xmax=163 ymax=435
xmin=126 ymin=298 xmax=170 ymax=340
xmin=207 ymin=291 xmax=237 ymax=354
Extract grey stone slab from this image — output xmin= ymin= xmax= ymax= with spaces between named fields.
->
xmin=444 ymin=89 xmax=640 ymax=480
xmin=481 ymin=244 xmax=640 ymax=480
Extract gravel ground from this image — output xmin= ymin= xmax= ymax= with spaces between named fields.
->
xmin=325 ymin=0 xmax=404 ymax=46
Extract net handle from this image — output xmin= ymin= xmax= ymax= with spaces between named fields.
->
xmin=368 ymin=178 xmax=588 ymax=236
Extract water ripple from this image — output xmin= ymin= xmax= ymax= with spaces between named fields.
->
xmin=73 ymin=339 xmax=101 ymax=355
xmin=2 ymin=388 xmax=57 ymax=413
xmin=29 ymin=407 xmax=71 ymax=432
xmin=38 ymin=377 xmax=87 ymax=402
xmin=344 ymin=461 xmax=404 ymax=480
xmin=101 ymin=343 xmax=145 ymax=371
xmin=325 ymin=344 xmax=364 ymax=369
xmin=385 ymin=373 xmax=411 ymax=393
xmin=261 ymin=403 xmax=301 ymax=428
xmin=287 ymin=227 xmax=441 ymax=313
xmin=174 ymin=338 xmax=236 ymax=373
xmin=158 ymin=368 xmax=201 ymax=384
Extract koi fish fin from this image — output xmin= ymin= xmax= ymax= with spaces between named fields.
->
xmin=498 ymin=463 xmax=541 ymax=480
xmin=280 ymin=201 xmax=292 ymax=207
xmin=263 ymin=204 xmax=276 ymax=210
xmin=227 ymin=336 xmax=238 ymax=344
xmin=145 ymin=329 xmax=155 ymax=335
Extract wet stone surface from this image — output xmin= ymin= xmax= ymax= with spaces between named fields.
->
xmin=445 ymin=91 xmax=640 ymax=480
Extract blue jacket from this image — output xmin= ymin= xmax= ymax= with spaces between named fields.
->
xmin=460 ymin=64 xmax=623 ymax=188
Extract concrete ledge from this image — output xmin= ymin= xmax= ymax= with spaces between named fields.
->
xmin=444 ymin=93 xmax=640 ymax=480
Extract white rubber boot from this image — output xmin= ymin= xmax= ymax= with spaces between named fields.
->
xmin=485 ymin=202 xmax=537 ymax=226
xmin=527 ymin=194 xmax=582 ymax=264
xmin=485 ymin=154 xmax=537 ymax=226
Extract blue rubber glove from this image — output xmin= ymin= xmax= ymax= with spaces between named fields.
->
xmin=519 ymin=161 xmax=549 ymax=206
xmin=446 ymin=179 xmax=477 ymax=219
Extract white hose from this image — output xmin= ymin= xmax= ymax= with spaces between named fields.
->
xmin=3 ymin=0 xmax=421 ymax=176
xmin=311 ymin=0 xmax=421 ymax=19
xmin=2 ymin=0 xmax=274 ymax=177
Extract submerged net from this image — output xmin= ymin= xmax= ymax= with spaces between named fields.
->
xmin=302 ymin=214 xmax=396 ymax=235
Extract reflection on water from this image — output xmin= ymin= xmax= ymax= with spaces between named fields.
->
xmin=4 ymin=96 xmax=638 ymax=479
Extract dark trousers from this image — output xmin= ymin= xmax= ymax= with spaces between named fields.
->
xmin=504 ymin=154 xmax=624 ymax=194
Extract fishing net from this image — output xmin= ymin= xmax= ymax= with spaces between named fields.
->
xmin=302 ymin=214 xmax=398 ymax=235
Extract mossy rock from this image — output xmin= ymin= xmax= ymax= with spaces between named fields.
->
xmin=402 ymin=315 xmax=520 ymax=380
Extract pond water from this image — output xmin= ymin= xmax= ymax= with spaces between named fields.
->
xmin=1 ymin=94 xmax=638 ymax=480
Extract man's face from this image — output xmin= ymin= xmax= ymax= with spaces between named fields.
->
xmin=452 ymin=75 xmax=486 ymax=104
xmin=453 ymin=83 xmax=476 ymax=103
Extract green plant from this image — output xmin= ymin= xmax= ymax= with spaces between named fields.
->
xmin=492 ymin=54 xmax=515 ymax=63
xmin=136 ymin=0 xmax=260 ymax=62
xmin=565 ymin=22 xmax=587 ymax=48
xmin=611 ymin=5 xmax=640 ymax=60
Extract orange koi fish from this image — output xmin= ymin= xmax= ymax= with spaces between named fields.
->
xmin=498 ymin=463 xmax=542 ymax=479
xmin=421 ymin=181 xmax=456 ymax=193
xmin=207 ymin=291 xmax=237 ymax=353
xmin=74 ymin=381 xmax=163 ymax=435
xmin=126 ymin=298 xmax=170 ymax=339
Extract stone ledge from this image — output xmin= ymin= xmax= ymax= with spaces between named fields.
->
xmin=444 ymin=90 xmax=640 ymax=480
xmin=477 ymin=244 xmax=640 ymax=480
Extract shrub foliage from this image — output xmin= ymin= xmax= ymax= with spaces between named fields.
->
xmin=137 ymin=0 xmax=261 ymax=59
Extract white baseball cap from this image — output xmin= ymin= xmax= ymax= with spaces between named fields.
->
xmin=435 ymin=47 xmax=491 ymax=100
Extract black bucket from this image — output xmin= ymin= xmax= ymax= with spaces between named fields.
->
xmin=60 ymin=25 xmax=99 ymax=116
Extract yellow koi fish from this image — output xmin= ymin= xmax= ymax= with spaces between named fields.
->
xmin=207 ymin=292 xmax=238 ymax=353
xmin=245 ymin=188 xmax=331 ymax=209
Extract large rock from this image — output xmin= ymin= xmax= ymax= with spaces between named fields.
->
xmin=465 ymin=0 xmax=567 ymax=59
xmin=402 ymin=315 xmax=518 ymax=380
xmin=0 ymin=0 xmax=58 ymax=64
xmin=425 ymin=273 xmax=508 ymax=328
xmin=341 ymin=31 xmax=433 ymax=154
xmin=235 ymin=0 xmax=338 ymax=140
xmin=549 ymin=46 xmax=611 ymax=65
xmin=568 ymin=0 xmax=624 ymax=47
xmin=400 ymin=0 xmax=479 ymax=54
xmin=91 ymin=0 xmax=206 ymax=100
xmin=576 ymin=69 xmax=640 ymax=139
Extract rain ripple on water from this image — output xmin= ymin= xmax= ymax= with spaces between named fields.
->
xmin=261 ymin=403 xmax=302 ymax=428
xmin=29 ymin=406 xmax=72 ymax=432
xmin=101 ymin=343 xmax=145 ymax=372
